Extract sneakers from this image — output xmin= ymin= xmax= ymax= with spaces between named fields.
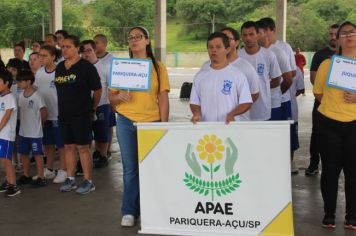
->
xmin=322 ymin=214 xmax=336 ymax=229
xmin=31 ymin=177 xmax=47 ymax=188
xmin=53 ymin=169 xmax=67 ymax=184
xmin=121 ymin=215 xmax=135 ymax=227
xmin=44 ymin=168 xmax=56 ymax=179
xmin=76 ymin=180 xmax=95 ymax=195
xmin=92 ymin=150 xmax=101 ymax=164
xmin=345 ymin=214 xmax=356 ymax=230
xmin=305 ymin=167 xmax=319 ymax=176
xmin=15 ymin=163 xmax=22 ymax=173
xmin=59 ymin=178 xmax=77 ymax=192
xmin=5 ymin=185 xmax=21 ymax=197
xmin=17 ymin=175 xmax=33 ymax=185
xmin=0 ymin=180 xmax=9 ymax=193
xmin=291 ymin=161 xmax=299 ymax=174
xmin=94 ymin=155 xmax=108 ymax=169
xmin=75 ymin=161 xmax=83 ymax=176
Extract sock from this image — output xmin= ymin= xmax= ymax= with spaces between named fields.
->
xmin=68 ymin=177 xmax=75 ymax=181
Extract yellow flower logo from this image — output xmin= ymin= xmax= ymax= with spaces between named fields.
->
xmin=196 ymin=134 xmax=225 ymax=164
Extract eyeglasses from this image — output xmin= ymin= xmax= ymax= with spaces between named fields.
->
xmin=127 ymin=34 xmax=145 ymax=42
xmin=339 ymin=31 xmax=356 ymax=38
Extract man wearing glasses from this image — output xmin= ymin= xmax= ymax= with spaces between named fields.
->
xmin=81 ymin=40 xmax=111 ymax=169
xmin=306 ymin=24 xmax=339 ymax=176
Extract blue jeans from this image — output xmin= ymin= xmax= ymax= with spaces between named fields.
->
xmin=116 ymin=114 xmax=140 ymax=217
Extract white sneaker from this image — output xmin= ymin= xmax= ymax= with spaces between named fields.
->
xmin=44 ymin=168 xmax=56 ymax=179
xmin=53 ymin=170 xmax=67 ymax=183
xmin=291 ymin=161 xmax=299 ymax=174
xmin=121 ymin=215 xmax=135 ymax=227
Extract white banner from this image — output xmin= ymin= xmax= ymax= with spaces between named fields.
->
xmin=109 ymin=58 xmax=152 ymax=91
xmin=137 ymin=122 xmax=294 ymax=236
xmin=327 ymin=55 xmax=356 ymax=92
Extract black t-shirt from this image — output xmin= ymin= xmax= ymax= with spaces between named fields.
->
xmin=55 ymin=58 xmax=101 ymax=121
xmin=310 ymin=47 xmax=335 ymax=72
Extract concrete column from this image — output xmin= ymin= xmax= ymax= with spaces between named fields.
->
xmin=49 ymin=0 xmax=63 ymax=33
xmin=154 ymin=0 xmax=166 ymax=63
xmin=276 ymin=0 xmax=287 ymax=42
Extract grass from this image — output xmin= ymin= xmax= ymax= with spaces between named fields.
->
xmin=167 ymin=17 xmax=206 ymax=52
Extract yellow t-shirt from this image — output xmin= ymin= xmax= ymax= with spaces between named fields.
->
xmin=114 ymin=60 xmax=170 ymax=122
xmin=313 ymin=59 xmax=356 ymax=122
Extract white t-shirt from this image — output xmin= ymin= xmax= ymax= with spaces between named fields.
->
xmin=290 ymin=67 xmax=305 ymax=122
xmin=268 ymin=45 xmax=292 ymax=107
xmin=94 ymin=59 xmax=109 ymax=106
xmin=190 ymin=64 xmax=252 ymax=122
xmin=274 ymin=40 xmax=297 ymax=103
xmin=10 ymin=83 xmax=22 ymax=119
xmin=19 ymin=91 xmax=46 ymax=138
xmin=34 ymin=66 xmax=58 ymax=120
xmin=0 ymin=93 xmax=17 ymax=141
xmin=98 ymin=52 xmax=114 ymax=66
xmin=238 ymin=47 xmax=281 ymax=120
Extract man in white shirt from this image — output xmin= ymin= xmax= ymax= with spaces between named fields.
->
xmin=190 ymin=32 xmax=252 ymax=123
xmin=94 ymin=34 xmax=116 ymax=158
xmin=256 ymin=20 xmax=293 ymax=120
xmin=238 ymin=21 xmax=282 ymax=121
xmin=261 ymin=17 xmax=297 ymax=121
xmin=81 ymin=40 xmax=111 ymax=168
xmin=260 ymin=17 xmax=299 ymax=173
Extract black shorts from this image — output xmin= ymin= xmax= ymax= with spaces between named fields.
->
xmin=59 ymin=116 xmax=92 ymax=145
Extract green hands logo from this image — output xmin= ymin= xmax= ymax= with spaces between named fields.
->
xmin=183 ymin=135 xmax=241 ymax=201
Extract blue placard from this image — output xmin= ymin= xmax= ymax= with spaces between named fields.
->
xmin=326 ymin=55 xmax=356 ymax=92
xmin=109 ymin=58 xmax=152 ymax=91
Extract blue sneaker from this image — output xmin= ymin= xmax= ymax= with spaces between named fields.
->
xmin=59 ymin=178 xmax=77 ymax=192
xmin=76 ymin=180 xmax=95 ymax=195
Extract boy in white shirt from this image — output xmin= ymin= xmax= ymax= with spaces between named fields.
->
xmin=16 ymin=70 xmax=48 ymax=187
xmin=0 ymin=69 xmax=21 ymax=197
xmin=190 ymin=32 xmax=252 ymax=123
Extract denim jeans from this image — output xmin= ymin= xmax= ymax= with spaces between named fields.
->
xmin=116 ymin=114 xmax=140 ymax=217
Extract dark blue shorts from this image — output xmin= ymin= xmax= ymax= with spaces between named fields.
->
xmin=18 ymin=136 xmax=43 ymax=155
xmin=16 ymin=119 xmax=20 ymax=135
xmin=270 ymin=107 xmax=282 ymax=121
xmin=0 ymin=139 xmax=14 ymax=159
xmin=109 ymin=107 xmax=117 ymax=127
xmin=281 ymin=101 xmax=292 ymax=120
xmin=93 ymin=104 xmax=111 ymax=143
xmin=291 ymin=122 xmax=300 ymax=151
xmin=43 ymin=120 xmax=64 ymax=148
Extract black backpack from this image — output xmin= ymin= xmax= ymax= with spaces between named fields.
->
xmin=179 ymin=82 xmax=192 ymax=100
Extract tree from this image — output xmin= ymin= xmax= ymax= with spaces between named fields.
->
xmin=90 ymin=0 xmax=154 ymax=48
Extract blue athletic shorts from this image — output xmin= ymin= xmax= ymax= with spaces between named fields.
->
xmin=18 ymin=136 xmax=43 ymax=155
xmin=291 ymin=122 xmax=300 ymax=151
xmin=109 ymin=107 xmax=117 ymax=127
xmin=270 ymin=107 xmax=282 ymax=121
xmin=0 ymin=139 xmax=15 ymax=159
xmin=93 ymin=104 xmax=111 ymax=143
xmin=281 ymin=101 xmax=292 ymax=120
xmin=43 ymin=120 xmax=64 ymax=148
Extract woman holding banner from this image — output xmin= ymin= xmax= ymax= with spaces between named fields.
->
xmin=313 ymin=21 xmax=356 ymax=230
xmin=108 ymin=26 xmax=170 ymax=227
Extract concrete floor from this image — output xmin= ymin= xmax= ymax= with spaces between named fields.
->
xmin=0 ymin=69 xmax=354 ymax=236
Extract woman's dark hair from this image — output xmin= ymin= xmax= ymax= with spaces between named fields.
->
xmin=336 ymin=21 xmax=355 ymax=55
xmin=40 ymin=45 xmax=58 ymax=62
xmin=64 ymin=35 xmax=81 ymax=47
xmin=128 ymin=26 xmax=161 ymax=89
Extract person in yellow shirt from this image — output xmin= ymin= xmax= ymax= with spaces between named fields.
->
xmin=109 ymin=26 xmax=170 ymax=227
xmin=313 ymin=21 xmax=356 ymax=230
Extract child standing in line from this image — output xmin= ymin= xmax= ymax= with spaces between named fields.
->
xmin=0 ymin=69 xmax=21 ymax=197
xmin=16 ymin=70 xmax=48 ymax=187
